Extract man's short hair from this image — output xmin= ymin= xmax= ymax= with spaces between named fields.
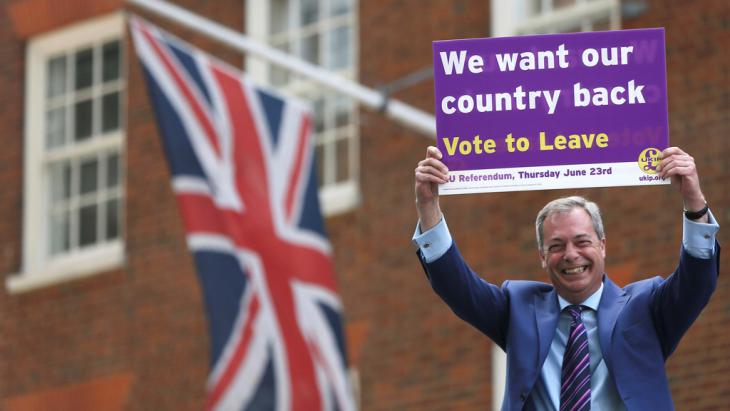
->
xmin=535 ymin=196 xmax=605 ymax=252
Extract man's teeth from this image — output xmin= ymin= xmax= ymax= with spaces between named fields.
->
xmin=564 ymin=266 xmax=586 ymax=274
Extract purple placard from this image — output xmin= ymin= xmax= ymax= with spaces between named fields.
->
xmin=433 ymin=29 xmax=669 ymax=195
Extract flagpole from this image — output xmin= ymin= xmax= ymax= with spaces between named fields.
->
xmin=126 ymin=0 xmax=437 ymax=138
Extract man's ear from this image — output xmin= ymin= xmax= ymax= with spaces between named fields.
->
xmin=600 ymin=237 xmax=606 ymax=258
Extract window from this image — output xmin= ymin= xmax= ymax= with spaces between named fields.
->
xmin=492 ymin=0 xmax=620 ymax=37
xmin=7 ymin=13 xmax=125 ymax=293
xmin=246 ymin=0 xmax=360 ymax=215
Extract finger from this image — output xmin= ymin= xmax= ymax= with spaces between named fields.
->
xmin=658 ymin=161 xmax=683 ymax=179
xmin=416 ymin=173 xmax=448 ymax=186
xmin=660 ymin=163 xmax=697 ymax=181
xmin=426 ymin=146 xmax=443 ymax=160
xmin=662 ymin=164 xmax=696 ymax=178
xmin=660 ymin=146 xmax=686 ymax=159
xmin=657 ymin=150 xmax=692 ymax=167
xmin=416 ymin=165 xmax=449 ymax=182
xmin=418 ymin=173 xmax=449 ymax=184
xmin=418 ymin=157 xmax=449 ymax=174
xmin=659 ymin=157 xmax=692 ymax=171
xmin=658 ymin=156 xmax=694 ymax=177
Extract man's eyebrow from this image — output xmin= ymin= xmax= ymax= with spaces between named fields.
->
xmin=547 ymin=233 xmax=592 ymax=242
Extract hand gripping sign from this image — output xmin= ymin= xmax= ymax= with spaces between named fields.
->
xmin=433 ymin=28 xmax=669 ymax=195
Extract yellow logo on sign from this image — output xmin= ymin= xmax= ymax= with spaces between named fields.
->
xmin=638 ymin=148 xmax=661 ymax=174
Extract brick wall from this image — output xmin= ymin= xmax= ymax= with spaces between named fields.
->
xmin=623 ymin=1 xmax=729 ymax=409
xmin=1 ymin=0 xmax=727 ymax=410
xmin=0 ymin=1 xmax=244 ymax=409
xmin=0 ymin=0 xmax=29 ymax=404
xmin=343 ymin=3 xmax=497 ymax=409
xmin=343 ymin=0 xmax=729 ymax=409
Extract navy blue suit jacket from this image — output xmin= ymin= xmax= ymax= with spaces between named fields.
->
xmin=418 ymin=242 xmax=720 ymax=410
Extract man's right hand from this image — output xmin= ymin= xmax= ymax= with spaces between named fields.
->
xmin=415 ymin=146 xmax=449 ymax=231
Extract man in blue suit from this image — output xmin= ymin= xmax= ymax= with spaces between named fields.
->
xmin=413 ymin=146 xmax=720 ymax=410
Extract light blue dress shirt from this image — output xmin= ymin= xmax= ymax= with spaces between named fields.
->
xmin=530 ymin=284 xmax=625 ymax=410
xmin=413 ymin=210 xmax=719 ymax=410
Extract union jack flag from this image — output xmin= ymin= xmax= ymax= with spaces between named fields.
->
xmin=130 ymin=17 xmax=355 ymax=411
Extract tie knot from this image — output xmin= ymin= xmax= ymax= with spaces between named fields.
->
xmin=566 ymin=304 xmax=584 ymax=320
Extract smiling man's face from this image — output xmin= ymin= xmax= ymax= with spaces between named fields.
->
xmin=539 ymin=207 xmax=606 ymax=304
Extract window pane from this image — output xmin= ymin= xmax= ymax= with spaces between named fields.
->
xmin=47 ymin=55 xmax=67 ymax=97
xmin=591 ymin=17 xmax=611 ymax=31
xmin=74 ymin=99 xmax=93 ymax=141
xmin=334 ymin=95 xmax=351 ymax=128
xmin=328 ymin=26 xmax=351 ymax=69
xmin=102 ymin=92 xmax=120 ymax=132
xmin=49 ymin=210 xmax=70 ymax=255
xmin=80 ymin=157 xmax=98 ymax=195
xmin=49 ymin=162 xmax=72 ymax=201
xmin=558 ymin=24 xmax=582 ymax=33
xmin=301 ymin=34 xmax=320 ymax=64
xmin=530 ymin=0 xmax=544 ymax=14
xmin=74 ymin=48 xmax=93 ymax=90
xmin=270 ymin=42 xmax=291 ymax=86
xmin=106 ymin=198 xmax=119 ymax=240
xmin=300 ymin=0 xmax=319 ymax=26
xmin=270 ymin=0 xmax=289 ymax=35
xmin=335 ymin=137 xmax=350 ymax=182
xmin=313 ymin=98 xmax=325 ymax=132
xmin=330 ymin=0 xmax=351 ymax=17
xmin=107 ymin=152 xmax=120 ymax=188
xmin=79 ymin=204 xmax=98 ymax=246
xmin=102 ymin=40 xmax=121 ymax=82
xmin=45 ymin=107 xmax=66 ymax=149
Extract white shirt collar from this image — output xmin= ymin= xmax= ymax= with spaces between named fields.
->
xmin=557 ymin=282 xmax=603 ymax=311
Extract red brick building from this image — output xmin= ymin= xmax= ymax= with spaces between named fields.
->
xmin=1 ymin=0 xmax=727 ymax=410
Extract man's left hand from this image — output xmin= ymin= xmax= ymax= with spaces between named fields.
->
xmin=658 ymin=147 xmax=707 ymax=222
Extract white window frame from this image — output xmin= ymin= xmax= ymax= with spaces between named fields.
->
xmin=488 ymin=2 xmax=620 ymax=407
xmin=492 ymin=344 xmax=506 ymax=410
xmin=245 ymin=0 xmax=360 ymax=216
xmin=7 ymin=12 xmax=126 ymax=293
xmin=492 ymin=0 xmax=620 ymax=37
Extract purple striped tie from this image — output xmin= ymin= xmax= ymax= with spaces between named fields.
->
xmin=560 ymin=305 xmax=591 ymax=411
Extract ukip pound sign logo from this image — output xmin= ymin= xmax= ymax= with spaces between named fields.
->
xmin=638 ymin=147 xmax=661 ymax=174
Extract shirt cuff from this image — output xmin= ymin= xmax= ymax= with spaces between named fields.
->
xmin=683 ymin=208 xmax=720 ymax=259
xmin=412 ymin=216 xmax=453 ymax=263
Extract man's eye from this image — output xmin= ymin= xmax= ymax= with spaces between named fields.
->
xmin=548 ymin=245 xmax=564 ymax=252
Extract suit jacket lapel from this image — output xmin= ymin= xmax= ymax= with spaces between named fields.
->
xmin=597 ymin=275 xmax=629 ymax=373
xmin=535 ymin=289 xmax=560 ymax=368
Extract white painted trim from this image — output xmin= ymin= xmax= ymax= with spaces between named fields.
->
xmin=6 ymin=241 xmax=124 ymax=293
xmin=43 ymin=131 xmax=123 ymax=162
xmin=319 ymin=180 xmax=360 ymax=216
xmin=492 ymin=344 xmax=506 ymax=411
xmin=13 ymin=12 xmax=126 ymax=293
xmin=517 ymin=0 xmax=618 ymax=34
xmin=491 ymin=0 xmax=620 ymax=36
xmin=244 ymin=0 xmax=269 ymax=81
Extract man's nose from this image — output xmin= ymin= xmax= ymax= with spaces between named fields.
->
xmin=563 ymin=243 xmax=579 ymax=261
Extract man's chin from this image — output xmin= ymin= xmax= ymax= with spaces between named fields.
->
xmin=556 ymin=278 xmax=597 ymax=296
